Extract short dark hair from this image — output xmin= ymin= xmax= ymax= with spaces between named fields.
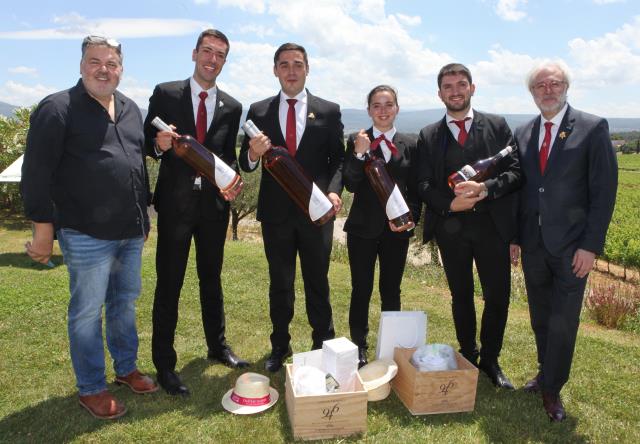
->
xmin=196 ymin=29 xmax=230 ymax=55
xmin=437 ymin=63 xmax=472 ymax=89
xmin=274 ymin=43 xmax=308 ymax=66
xmin=366 ymin=85 xmax=398 ymax=107
xmin=81 ymin=35 xmax=122 ymax=63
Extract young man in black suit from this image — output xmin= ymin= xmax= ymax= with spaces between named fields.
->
xmin=511 ymin=61 xmax=617 ymax=421
xmin=417 ymin=63 xmax=521 ymax=389
xmin=144 ymin=29 xmax=247 ymax=396
xmin=239 ymin=43 xmax=344 ymax=372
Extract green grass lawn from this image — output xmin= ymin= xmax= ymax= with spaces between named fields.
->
xmin=0 ymin=217 xmax=639 ymax=443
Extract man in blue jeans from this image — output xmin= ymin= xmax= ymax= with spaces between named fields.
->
xmin=21 ymin=35 xmax=157 ymax=419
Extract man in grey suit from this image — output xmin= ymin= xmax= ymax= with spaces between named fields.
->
xmin=511 ymin=61 xmax=618 ymax=421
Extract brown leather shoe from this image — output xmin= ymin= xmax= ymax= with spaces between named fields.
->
xmin=79 ymin=391 xmax=126 ymax=420
xmin=115 ymin=369 xmax=159 ymax=394
xmin=542 ymin=392 xmax=567 ymax=422
xmin=523 ymin=373 xmax=541 ymax=393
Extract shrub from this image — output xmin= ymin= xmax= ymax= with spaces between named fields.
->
xmin=585 ymin=282 xmax=640 ymax=329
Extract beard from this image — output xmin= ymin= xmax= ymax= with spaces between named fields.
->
xmin=444 ymin=95 xmax=471 ymax=113
xmin=535 ymin=91 xmax=567 ymax=115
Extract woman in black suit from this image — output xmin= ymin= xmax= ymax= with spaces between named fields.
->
xmin=342 ymin=85 xmax=421 ymax=367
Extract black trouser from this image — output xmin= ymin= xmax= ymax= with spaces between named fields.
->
xmin=522 ymin=239 xmax=587 ymax=395
xmin=152 ymin=191 xmax=229 ymax=372
xmin=261 ymin=210 xmax=335 ymax=350
xmin=347 ymin=230 xmax=409 ymax=349
xmin=435 ymin=211 xmax=510 ymax=364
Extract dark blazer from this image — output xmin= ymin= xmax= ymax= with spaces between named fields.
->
xmin=416 ymin=110 xmax=521 ymax=243
xmin=239 ymin=90 xmax=344 ymax=223
xmin=342 ymin=129 xmax=421 ymax=239
xmin=144 ymin=79 xmax=242 ymax=220
xmin=514 ymin=105 xmax=618 ymax=256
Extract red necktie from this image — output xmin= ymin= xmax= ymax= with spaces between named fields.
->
xmin=539 ymin=121 xmax=553 ymax=173
xmin=453 ymin=118 xmax=470 ymax=146
xmin=286 ymin=98 xmax=297 ymax=157
xmin=370 ymin=134 xmax=399 ymax=159
xmin=196 ymin=91 xmax=208 ymax=144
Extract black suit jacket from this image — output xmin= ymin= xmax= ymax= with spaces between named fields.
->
xmin=416 ymin=110 xmax=521 ymax=242
xmin=239 ymin=90 xmax=344 ymax=223
xmin=144 ymin=79 xmax=242 ymax=220
xmin=343 ymin=129 xmax=421 ymax=239
xmin=514 ymin=105 xmax=618 ymax=256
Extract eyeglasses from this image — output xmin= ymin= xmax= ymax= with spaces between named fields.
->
xmin=533 ymin=80 xmax=566 ymax=93
xmin=82 ymin=35 xmax=122 ymax=55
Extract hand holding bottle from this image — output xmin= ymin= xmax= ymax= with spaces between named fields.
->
xmin=248 ymin=132 xmax=271 ymax=162
xmin=454 ymin=180 xmax=488 ymax=199
xmin=449 ymin=192 xmax=486 ymax=212
xmin=354 ymin=129 xmax=370 ymax=154
xmin=155 ymin=124 xmax=177 ymax=152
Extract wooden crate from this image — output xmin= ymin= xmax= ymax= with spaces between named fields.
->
xmin=391 ymin=347 xmax=478 ymax=415
xmin=284 ymin=364 xmax=368 ymax=441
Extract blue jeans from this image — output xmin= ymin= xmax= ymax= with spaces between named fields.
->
xmin=57 ymin=229 xmax=144 ymax=396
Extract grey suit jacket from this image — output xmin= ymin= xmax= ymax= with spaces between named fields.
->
xmin=513 ymin=104 xmax=618 ymax=256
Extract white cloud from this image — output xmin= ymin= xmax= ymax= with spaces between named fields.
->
xmin=472 ymin=46 xmax=538 ymax=87
xmin=118 ymin=76 xmax=154 ymax=110
xmin=8 ymin=66 xmax=38 ymax=77
xmin=593 ymin=0 xmax=626 ymax=4
xmin=218 ymin=0 xmax=266 ymax=13
xmin=494 ymin=0 xmax=527 ymax=22
xmin=237 ymin=24 xmax=275 ymax=38
xmin=0 ymin=81 xmax=57 ymax=107
xmin=568 ymin=15 xmax=640 ymax=85
xmin=394 ymin=14 xmax=421 ymax=27
xmin=0 ymin=13 xmax=211 ymax=39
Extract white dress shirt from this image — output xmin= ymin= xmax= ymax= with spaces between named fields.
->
xmin=372 ymin=126 xmax=397 ymax=163
xmin=446 ymin=108 xmax=474 ymax=142
xmin=537 ymin=102 xmax=568 ymax=155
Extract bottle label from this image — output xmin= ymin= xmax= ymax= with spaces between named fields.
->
xmin=458 ymin=165 xmax=477 ymax=181
xmin=386 ymin=185 xmax=410 ymax=219
xmin=212 ymin=153 xmax=237 ymax=189
xmin=497 ymin=145 xmax=513 ymax=159
xmin=308 ymin=183 xmax=334 ymax=221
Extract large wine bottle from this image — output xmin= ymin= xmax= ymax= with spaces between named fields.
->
xmin=241 ymin=120 xmax=335 ymax=226
xmin=363 ymin=153 xmax=414 ymax=231
xmin=448 ymin=145 xmax=515 ymax=190
xmin=151 ymin=117 xmax=243 ymax=196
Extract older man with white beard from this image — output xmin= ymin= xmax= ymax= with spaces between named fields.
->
xmin=510 ymin=61 xmax=618 ymax=422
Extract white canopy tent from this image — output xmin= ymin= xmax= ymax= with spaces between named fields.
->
xmin=0 ymin=154 xmax=23 ymax=182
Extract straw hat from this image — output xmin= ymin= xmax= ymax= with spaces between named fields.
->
xmin=221 ymin=372 xmax=279 ymax=414
xmin=358 ymin=359 xmax=398 ymax=402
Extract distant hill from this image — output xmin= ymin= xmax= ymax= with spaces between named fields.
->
xmin=7 ymin=101 xmax=640 ymax=133
xmin=0 ymin=101 xmax=17 ymax=117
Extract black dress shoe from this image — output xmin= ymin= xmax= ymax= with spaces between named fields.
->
xmin=523 ymin=373 xmax=541 ymax=394
xmin=157 ymin=370 xmax=189 ymax=396
xmin=208 ymin=347 xmax=249 ymax=369
xmin=478 ymin=361 xmax=515 ymax=389
xmin=265 ymin=346 xmax=293 ymax=373
xmin=542 ymin=392 xmax=567 ymax=422
xmin=357 ymin=347 xmax=368 ymax=369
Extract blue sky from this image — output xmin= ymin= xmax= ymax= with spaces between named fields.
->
xmin=1 ymin=0 xmax=638 ymax=117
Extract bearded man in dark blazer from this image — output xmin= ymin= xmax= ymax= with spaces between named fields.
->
xmin=144 ymin=29 xmax=247 ymax=396
xmin=417 ymin=63 xmax=521 ymax=389
xmin=511 ymin=61 xmax=617 ymax=422
xmin=239 ymin=42 xmax=344 ymax=372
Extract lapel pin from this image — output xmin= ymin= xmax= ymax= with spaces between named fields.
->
xmin=308 ymin=112 xmax=315 ymax=120
xmin=218 ymin=100 xmax=224 ymax=108
xmin=559 ymin=131 xmax=567 ymax=139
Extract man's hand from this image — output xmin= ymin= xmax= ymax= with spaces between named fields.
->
xmin=454 ymin=181 xmax=487 ymax=199
xmin=327 ymin=192 xmax=342 ymax=213
xmin=26 ymin=222 xmax=54 ymax=264
xmin=572 ymin=248 xmax=596 ymax=278
xmin=449 ymin=192 xmax=486 ymax=212
xmin=389 ymin=220 xmax=415 ymax=232
xmin=248 ymin=133 xmax=271 ymax=162
xmin=221 ymin=180 xmax=244 ymax=202
xmin=155 ymin=126 xmax=177 ymax=152
xmin=509 ymin=243 xmax=520 ymax=266
xmin=354 ymin=129 xmax=370 ymax=154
